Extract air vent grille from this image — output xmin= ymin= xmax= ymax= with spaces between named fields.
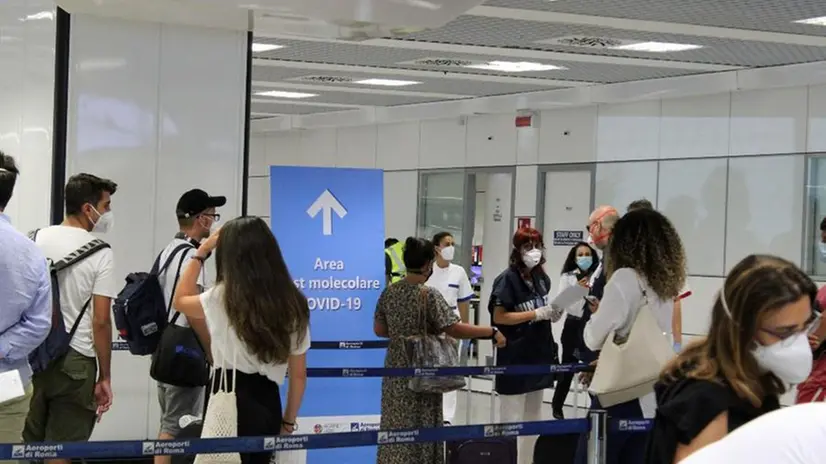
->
xmin=402 ymin=57 xmax=479 ymax=67
xmin=291 ymin=75 xmax=355 ymax=84
xmin=539 ymin=36 xmax=636 ymax=48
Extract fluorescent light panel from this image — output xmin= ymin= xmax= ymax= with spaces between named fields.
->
xmin=255 ymin=90 xmax=317 ymax=99
xmin=354 ymin=79 xmax=421 ymax=87
xmin=464 ymin=61 xmax=565 ymax=72
xmin=251 ymin=43 xmax=285 ymax=53
xmin=612 ymin=41 xmax=702 ymax=52
xmin=795 ymin=16 xmax=826 ymax=26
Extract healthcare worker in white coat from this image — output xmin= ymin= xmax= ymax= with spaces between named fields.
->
xmin=425 ymin=231 xmax=474 ymax=425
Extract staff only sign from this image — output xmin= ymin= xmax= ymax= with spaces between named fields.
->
xmin=270 ymin=166 xmax=386 ymax=464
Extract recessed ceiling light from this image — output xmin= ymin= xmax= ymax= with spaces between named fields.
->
xmin=255 ymin=90 xmax=317 ymax=99
xmin=354 ymin=79 xmax=421 ymax=87
xmin=794 ymin=16 xmax=826 ymax=26
xmin=612 ymin=41 xmax=702 ymax=52
xmin=251 ymin=43 xmax=284 ymax=53
xmin=464 ymin=61 xmax=565 ymax=72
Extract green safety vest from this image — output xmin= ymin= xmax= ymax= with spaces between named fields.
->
xmin=385 ymin=242 xmax=406 ymax=284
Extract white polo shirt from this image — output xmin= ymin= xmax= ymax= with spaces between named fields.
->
xmin=426 ymin=263 xmax=474 ymax=316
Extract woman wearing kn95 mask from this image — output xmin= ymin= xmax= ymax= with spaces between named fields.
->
xmin=489 ymin=227 xmax=562 ymax=464
xmin=645 ymin=254 xmax=819 ymax=464
xmin=425 ymin=231 xmax=475 ymax=426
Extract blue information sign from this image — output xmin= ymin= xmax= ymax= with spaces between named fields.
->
xmin=270 ymin=166 xmax=386 ymax=464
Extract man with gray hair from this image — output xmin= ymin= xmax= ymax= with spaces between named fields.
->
xmin=577 ymin=205 xmax=619 ymax=364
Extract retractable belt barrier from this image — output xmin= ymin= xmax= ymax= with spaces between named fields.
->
xmin=28 ymin=341 xmax=647 ymax=461
xmin=0 ymin=418 xmax=653 ymax=460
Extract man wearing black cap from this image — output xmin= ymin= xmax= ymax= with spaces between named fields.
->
xmin=154 ymin=189 xmax=225 ymax=464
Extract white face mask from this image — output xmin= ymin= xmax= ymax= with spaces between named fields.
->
xmin=90 ymin=206 xmax=113 ymax=234
xmin=752 ymin=332 xmax=813 ymax=385
xmin=440 ymin=245 xmax=455 ymax=262
xmin=522 ymin=248 xmax=542 ymax=269
xmin=818 ymin=242 xmax=826 ymax=261
xmin=720 ymin=286 xmax=813 ymax=385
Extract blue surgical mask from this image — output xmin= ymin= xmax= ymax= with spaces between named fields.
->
xmin=576 ymin=256 xmax=592 ymax=271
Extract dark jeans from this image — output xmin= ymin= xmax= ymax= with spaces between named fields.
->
xmin=205 ymin=369 xmax=282 ymax=464
xmin=552 ymin=316 xmax=583 ymax=412
xmin=574 ymin=396 xmax=647 ymax=464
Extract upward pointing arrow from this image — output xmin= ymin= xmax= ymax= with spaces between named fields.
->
xmin=306 ymin=189 xmax=347 ymax=236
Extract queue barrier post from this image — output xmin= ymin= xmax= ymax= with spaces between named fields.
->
xmin=587 ymin=409 xmax=607 ymax=464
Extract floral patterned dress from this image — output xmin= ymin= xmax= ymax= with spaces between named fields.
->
xmin=374 ymin=280 xmax=460 ymax=464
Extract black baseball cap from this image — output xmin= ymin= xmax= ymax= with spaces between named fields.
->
xmin=176 ymin=189 xmax=226 ymax=219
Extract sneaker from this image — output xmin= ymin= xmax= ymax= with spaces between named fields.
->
xmin=444 ymin=421 xmax=452 ymax=427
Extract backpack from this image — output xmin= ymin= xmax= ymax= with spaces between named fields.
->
xmin=27 ymin=229 xmax=110 ymax=373
xmin=113 ymin=243 xmax=193 ymax=355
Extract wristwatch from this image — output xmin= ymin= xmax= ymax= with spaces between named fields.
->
xmin=488 ymin=327 xmax=500 ymax=340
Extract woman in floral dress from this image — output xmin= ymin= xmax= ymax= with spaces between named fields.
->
xmin=374 ymin=237 xmax=506 ymax=464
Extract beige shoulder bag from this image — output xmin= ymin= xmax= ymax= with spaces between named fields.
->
xmin=588 ymin=284 xmax=675 ymax=407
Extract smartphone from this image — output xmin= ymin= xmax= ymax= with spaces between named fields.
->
xmin=583 ymin=295 xmax=599 ymax=304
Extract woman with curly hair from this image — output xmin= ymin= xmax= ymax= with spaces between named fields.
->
xmin=576 ymin=207 xmax=687 ymax=464
xmin=645 ymin=255 xmax=818 ymax=463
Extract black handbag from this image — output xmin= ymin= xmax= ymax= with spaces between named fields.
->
xmin=150 ymin=250 xmax=210 ymax=388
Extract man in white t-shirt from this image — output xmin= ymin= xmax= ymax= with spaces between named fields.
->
xmin=426 ymin=232 xmax=474 ymax=425
xmin=24 ymin=173 xmax=118 ymax=461
xmin=154 ymin=189 xmax=225 ymax=464
xmin=681 ymin=403 xmax=826 ymax=464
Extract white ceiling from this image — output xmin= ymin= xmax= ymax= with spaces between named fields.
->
xmin=250 ymin=0 xmax=826 ymax=119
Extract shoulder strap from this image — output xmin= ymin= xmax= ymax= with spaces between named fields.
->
xmin=151 ymin=243 xmax=194 ymax=275
xmin=168 ymin=247 xmax=194 ymax=324
xmin=68 ymin=297 xmax=93 ymax=342
xmin=52 ymin=240 xmax=110 ymax=273
xmin=27 ymin=229 xmax=40 ymax=242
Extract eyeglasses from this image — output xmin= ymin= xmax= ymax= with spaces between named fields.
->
xmin=201 ymin=213 xmax=221 ymax=222
xmin=760 ymin=310 xmax=821 ymax=343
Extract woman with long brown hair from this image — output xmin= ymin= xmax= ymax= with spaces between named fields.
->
xmin=645 ymin=254 xmax=819 ymax=463
xmin=173 ymin=217 xmax=310 ymax=464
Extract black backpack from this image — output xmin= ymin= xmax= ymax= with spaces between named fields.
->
xmin=112 ymin=244 xmax=193 ymax=355
xmin=27 ymin=229 xmax=110 ymax=373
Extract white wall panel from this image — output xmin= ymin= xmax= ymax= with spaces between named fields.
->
xmin=265 ymin=131 xmax=301 ymax=166
xmin=538 ymin=106 xmax=597 ymax=165
xmin=247 ymin=176 xmax=270 ymax=217
xmin=336 ymin=125 xmax=377 ymax=168
xmin=376 ymin=122 xmax=419 ymax=171
xmin=726 ymin=155 xmax=805 ymax=271
xmin=516 ymin=124 xmax=539 ymax=166
xmin=155 ymin=23 xmax=245 ymax=247
xmin=419 ymin=118 xmax=466 ymax=168
xmin=681 ymin=276 xmax=724 ymax=336
xmin=595 ymin=161 xmax=658 ymax=212
xmin=729 ymin=88 xmax=808 ymax=156
xmin=514 ymin=165 xmax=537 ymax=218
xmin=68 ymin=14 xmax=246 ymax=441
xmin=596 ymin=101 xmax=661 ymax=162
xmin=0 ymin=0 xmax=55 ymax=233
xmin=299 ymin=128 xmax=336 ymax=166
xmin=466 ymin=114 xmax=517 ymax=167
xmin=660 ymin=94 xmax=730 ymax=159
xmin=248 ymin=135 xmax=267 ymax=176
xmin=658 ymin=158 xmax=728 ymax=276
xmin=808 ymin=84 xmax=826 ymax=152
xmin=383 ymin=170 xmax=418 ymax=241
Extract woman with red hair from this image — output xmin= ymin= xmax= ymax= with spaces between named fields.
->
xmin=489 ymin=227 xmax=562 ymax=463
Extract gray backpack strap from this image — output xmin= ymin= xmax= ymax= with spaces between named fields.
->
xmin=52 ymin=240 xmax=110 ymax=273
